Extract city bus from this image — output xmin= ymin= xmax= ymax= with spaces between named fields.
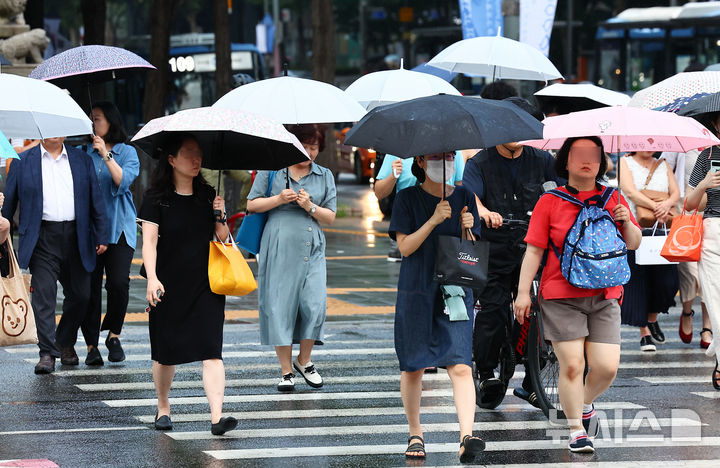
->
xmin=167 ymin=33 xmax=266 ymax=112
xmin=595 ymin=2 xmax=720 ymax=92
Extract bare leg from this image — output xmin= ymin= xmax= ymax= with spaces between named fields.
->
xmin=681 ymin=300 xmax=694 ymax=336
xmin=648 ymin=312 xmax=658 ymax=323
xmin=401 ymin=369 xmax=424 ymax=455
xmin=297 ymin=339 xmax=315 ymax=366
xmin=552 ymin=338 xmax=586 ymax=431
xmin=583 ymin=342 xmax=620 ymax=404
xmin=640 ymin=326 xmax=650 ymax=337
xmin=202 ymin=359 xmax=225 ymax=424
xmin=275 ymin=345 xmax=293 ymax=375
xmin=702 ymin=303 xmax=713 ymax=343
xmin=446 ymin=364 xmax=478 ymax=456
xmin=152 ymin=361 xmax=175 ymax=417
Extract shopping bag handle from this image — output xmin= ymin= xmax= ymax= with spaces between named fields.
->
xmin=682 ymin=198 xmax=700 ymax=216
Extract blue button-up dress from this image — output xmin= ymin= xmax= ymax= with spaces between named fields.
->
xmin=248 ymin=163 xmax=337 ymax=346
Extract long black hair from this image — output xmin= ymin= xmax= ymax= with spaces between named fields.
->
xmin=145 ymin=132 xmax=212 ymax=204
xmin=554 ymin=136 xmax=608 ymax=181
xmin=411 ymin=156 xmax=426 ymax=183
xmin=696 ymin=111 xmax=720 ymax=137
xmin=92 ymin=101 xmax=128 ymax=144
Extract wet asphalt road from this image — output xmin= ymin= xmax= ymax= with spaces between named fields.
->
xmin=2 ymin=178 xmax=720 ymax=467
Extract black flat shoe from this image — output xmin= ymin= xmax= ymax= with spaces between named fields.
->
xmin=105 ymin=336 xmax=126 ymax=362
xmin=154 ymin=412 xmax=172 ymax=431
xmin=211 ymin=416 xmax=238 ymax=435
xmin=459 ymin=434 xmax=485 ymax=463
xmin=713 ymin=360 xmax=720 ymax=391
xmin=85 ymin=346 xmax=104 ymax=366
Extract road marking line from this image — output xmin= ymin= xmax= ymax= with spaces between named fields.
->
xmin=691 ymin=392 xmax=720 ymax=399
xmin=134 ymin=402 xmax=643 ymax=423
xmin=637 ymin=376 xmax=714 ymax=384
xmin=431 ymin=461 xmax=720 ymax=468
xmin=0 ymin=426 xmax=148 ymax=436
xmin=166 ymin=417 xmax=697 ymax=440
xmin=205 ymin=436 xmax=718 ymax=459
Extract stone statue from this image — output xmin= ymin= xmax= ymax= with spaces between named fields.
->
xmin=0 ymin=28 xmax=48 ymax=65
xmin=0 ymin=0 xmax=27 ymax=25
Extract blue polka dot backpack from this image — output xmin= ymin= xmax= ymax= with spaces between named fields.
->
xmin=546 ymin=186 xmax=631 ymax=289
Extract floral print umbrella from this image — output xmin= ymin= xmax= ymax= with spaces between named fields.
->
xmin=29 ymin=45 xmax=155 ymax=89
xmin=131 ymin=106 xmax=309 ymax=171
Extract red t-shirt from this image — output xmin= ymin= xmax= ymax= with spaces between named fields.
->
xmin=524 ymin=186 xmax=640 ymax=301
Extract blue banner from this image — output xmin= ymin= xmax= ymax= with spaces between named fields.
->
xmin=459 ymin=0 xmax=503 ymax=39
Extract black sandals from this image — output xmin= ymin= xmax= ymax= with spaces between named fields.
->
xmin=713 ymin=360 xmax=720 ymax=391
xmin=405 ymin=435 xmax=426 ymax=459
xmin=459 ymin=434 xmax=485 ymax=463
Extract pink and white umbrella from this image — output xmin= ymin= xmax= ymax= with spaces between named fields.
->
xmin=522 ymin=106 xmax=719 ymax=153
xmin=29 ymin=45 xmax=155 ymax=89
xmin=131 ymin=106 xmax=308 ymax=171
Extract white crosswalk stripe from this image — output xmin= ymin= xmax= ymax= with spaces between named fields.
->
xmin=5 ymin=319 xmax=720 ymax=465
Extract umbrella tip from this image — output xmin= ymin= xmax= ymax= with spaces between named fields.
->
xmin=400 ymin=58 xmax=404 ymax=69
xmin=283 ymin=62 xmax=288 ymax=77
xmin=497 ymin=26 xmax=502 ymax=37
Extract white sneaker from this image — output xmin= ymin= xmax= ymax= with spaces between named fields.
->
xmin=277 ymin=372 xmax=295 ymax=392
xmin=293 ymin=358 xmax=323 ymax=388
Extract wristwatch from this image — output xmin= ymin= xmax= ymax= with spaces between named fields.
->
xmin=102 ymin=150 xmax=114 ymax=162
xmin=309 ymin=204 xmax=317 ymax=215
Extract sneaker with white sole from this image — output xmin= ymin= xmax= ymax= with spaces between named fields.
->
xmin=640 ymin=335 xmax=656 ymax=352
xmin=293 ymin=359 xmax=323 ymax=388
xmin=568 ymin=432 xmax=594 ymax=453
xmin=277 ymin=372 xmax=295 ymax=392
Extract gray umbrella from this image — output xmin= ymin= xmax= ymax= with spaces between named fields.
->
xmin=344 ymin=94 xmax=543 ymax=158
xmin=678 ymin=91 xmax=720 ymax=118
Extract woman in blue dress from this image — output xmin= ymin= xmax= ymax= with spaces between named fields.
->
xmin=80 ymin=101 xmax=140 ymax=366
xmin=389 ymin=151 xmax=485 ymax=463
xmin=246 ymin=124 xmax=337 ymax=393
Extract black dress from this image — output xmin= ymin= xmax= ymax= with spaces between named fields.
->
xmin=138 ymin=186 xmax=225 ymax=365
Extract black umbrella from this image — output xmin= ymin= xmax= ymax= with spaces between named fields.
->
xmin=678 ymin=91 xmax=720 ymax=118
xmin=344 ymin=94 xmax=543 ymax=158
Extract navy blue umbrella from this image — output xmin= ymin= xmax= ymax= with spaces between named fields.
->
xmin=677 ymin=91 xmax=720 ymax=117
xmin=344 ymin=94 xmax=543 ymax=158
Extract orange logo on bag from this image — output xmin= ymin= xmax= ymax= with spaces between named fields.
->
xmin=2 ymin=295 xmax=29 ymax=337
xmin=667 ymin=224 xmax=703 ymax=255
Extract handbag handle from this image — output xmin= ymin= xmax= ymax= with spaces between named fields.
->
xmin=3 ymin=236 xmax=21 ymax=280
xmin=682 ymin=198 xmax=700 ymax=216
xmin=419 ymin=187 xmax=475 ymax=241
xmin=641 ymin=157 xmax=665 ymax=190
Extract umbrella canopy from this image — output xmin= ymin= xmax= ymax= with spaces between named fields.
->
xmin=212 ymin=76 xmax=367 ymax=124
xmin=534 ymin=83 xmax=630 ymax=113
xmin=344 ymin=94 xmax=543 ymax=158
xmin=28 ymin=45 xmax=156 ymax=89
xmin=0 ymin=74 xmax=92 ymax=139
xmin=521 ymin=106 xmax=720 ymax=153
xmin=345 ymin=67 xmax=461 ymax=111
xmin=427 ymin=34 xmax=563 ymax=82
xmin=131 ymin=107 xmax=309 ymax=170
xmin=0 ymin=129 xmax=19 ymax=160
xmin=411 ymin=62 xmax=458 ymax=82
xmin=677 ymin=91 xmax=720 ymax=118
xmin=628 ymin=71 xmax=720 ymax=110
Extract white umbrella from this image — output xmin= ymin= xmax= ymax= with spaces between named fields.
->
xmin=345 ymin=63 xmax=461 ymax=111
xmin=427 ymin=33 xmax=563 ymax=82
xmin=534 ymin=83 xmax=630 ymax=108
xmin=213 ymin=76 xmax=366 ymax=124
xmin=628 ymin=71 xmax=720 ymax=110
xmin=0 ymin=74 xmax=92 ymax=139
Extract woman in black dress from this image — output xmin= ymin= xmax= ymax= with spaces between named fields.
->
xmin=138 ymin=133 xmax=237 ymax=435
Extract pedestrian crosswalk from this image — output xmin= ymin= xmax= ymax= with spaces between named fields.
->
xmin=2 ymin=316 xmax=720 ymax=466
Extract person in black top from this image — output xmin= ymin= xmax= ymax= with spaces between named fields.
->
xmin=462 ymin=97 xmax=562 ymax=405
xmin=138 ymin=133 xmax=238 ymax=435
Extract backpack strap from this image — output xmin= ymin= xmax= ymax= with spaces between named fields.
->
xmin=544 ymin=188 xmax=584 ymax=207
xmin=599 ymin=186 xmax=617 ymax=209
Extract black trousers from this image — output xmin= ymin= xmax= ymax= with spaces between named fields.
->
xmin=473 ymin=240 xmax=523 ymax=373
xmin=81 ymin=233 xmax=135 ymax=347
xmin=29 ymin=221 xmax=91 ymax=358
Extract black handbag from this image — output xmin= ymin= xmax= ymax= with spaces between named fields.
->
xmin=434 ymin=231 xmax=490 ymax=290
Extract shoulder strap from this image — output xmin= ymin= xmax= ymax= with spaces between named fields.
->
xmin=599 ymin=186 xmax=616 ymax=209
xmin=641 ymin=158 xmax=665 ymax=189
xmin=544 ymin=188 xmax=584 ymax=207
xmin=265 ymin=171 xmax=276 ymax=197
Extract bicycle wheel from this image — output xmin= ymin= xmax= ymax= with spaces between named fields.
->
xmin=527 ymin=309 xmax=563 ymax=420
xmin=474 ymin=338 xmax=515 ymax=409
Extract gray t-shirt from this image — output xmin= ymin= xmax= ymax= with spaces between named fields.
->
xmin=688 ymin=147 xmax=720 ymax=218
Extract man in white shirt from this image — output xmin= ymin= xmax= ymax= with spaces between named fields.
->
xmin=3 ymin=137 xmax=109 ymax=374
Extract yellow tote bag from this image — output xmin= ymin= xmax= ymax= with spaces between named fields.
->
xmin=208 ymin=236 xmax=257 ymax=296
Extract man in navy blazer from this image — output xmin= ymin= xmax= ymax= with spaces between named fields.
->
xmin=3 ymin=137 xmax=109 ymax=374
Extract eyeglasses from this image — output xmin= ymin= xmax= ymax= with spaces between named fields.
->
xmin=426 ymin=152 xmax=455 ymax=161
xmin=570 ymin=148 xmax=603 ymax=162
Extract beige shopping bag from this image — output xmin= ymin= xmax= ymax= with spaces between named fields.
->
xmin=0 ymin=237 xmax=37 ymax=346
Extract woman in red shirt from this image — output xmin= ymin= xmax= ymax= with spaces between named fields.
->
xmin=514 ymin=136 xmax=642 ymax=453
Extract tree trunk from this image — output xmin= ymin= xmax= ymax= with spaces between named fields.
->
xmin=310 ymin=0 xmax=337 ymax=173
xmin=214 ymin=0 xmax=232 ymax=100
xmin=142 ymin=0 xmax=176 ymax=123
xmin=81 ymin=0 xmax=106 ymax=45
